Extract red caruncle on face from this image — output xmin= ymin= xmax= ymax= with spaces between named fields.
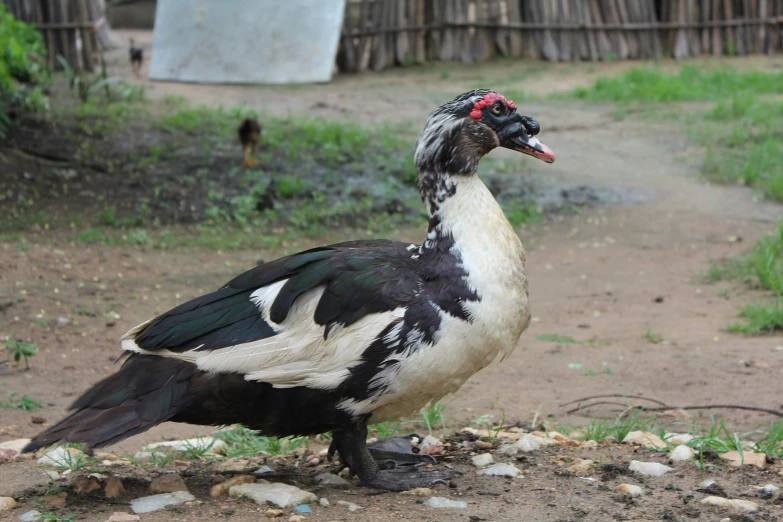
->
xmin=469 ymin=92 xmax=516 ymax=120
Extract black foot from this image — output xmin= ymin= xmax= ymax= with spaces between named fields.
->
xmin=368 ymin=435 xmax=435 ymax=467
xmin=361 ymin=469 xmax=456 ymax=492
xmin=331 ymin=424 xmax=459 ymax=492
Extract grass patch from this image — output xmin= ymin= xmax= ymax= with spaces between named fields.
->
xmin=536 ymin=333 xmax=584 ymax=344
xmin=572 ymin=65 xmax=783 ymax=103
xmin=3 ymin=337 xmax=37 ymax=368
xmin=727 ymin=299 xmax=783 ymax=335
xmin=641 ymin=329 xmax=663 ymax=343
xmin=0 ymin=391 xmax=41 ymax=410
xmin=214 ymin=425 xmax=308 ymax=458
xmin=570 ymin=65 xmax=783 ymax=202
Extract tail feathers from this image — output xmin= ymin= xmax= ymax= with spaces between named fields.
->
xmin=23 ymin=354 xmax=201 ymax=453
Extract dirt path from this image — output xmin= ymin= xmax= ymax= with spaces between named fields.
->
xmin=2 ymin=31 xmax=783 ymax=521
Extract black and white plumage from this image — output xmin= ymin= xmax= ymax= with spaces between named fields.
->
xmin=25 ymin=90 xmax=555 ymax=491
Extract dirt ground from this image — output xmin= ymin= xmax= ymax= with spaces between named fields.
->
xmin=2 ymin=30 xmax=783 ymax=521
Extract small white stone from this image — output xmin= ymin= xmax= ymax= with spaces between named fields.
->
xmin=615 ymin=484 xmax=643 ymax=497
xmin=37 ymin=446 xmax=85 ymax=467
xmin=229 ymin=483 xmax=317 ymax=509
xmin=419 ymin=435 xmax=443 ymax=454
xmin=760 ymin=483 xmax=780 ymax=494
xmin=336 ymin=500 xmax=362 ymax=512
xmin=498 ymin=433 xmax=540 ymax=455
xmin=629 ymin=460 xmax=673 ymax=477
xmin=476 ymin=463 xmax=521 ymax=477
xmin=666 ymin=433 xmax=694 ymax=445
xmin=319 ymin=497 xmax=329 ymax=507
xmin=18 ymin=510 xmax=42 ymax=522
xmin=140 ymin=437 xmax=225 ymax=455
xmin=0 ymin=439 xmax=31 ymax=453
xmin=669 ymin=445 xmax=696 ymax=462
xmin=44 ymin=470 xmax=60 ymax=480
xmin=471 ymin=453 xmax=494 ymax=467
xmin=700 ymin=496 xmax=758 ymax=513
xmin=130 ymin=491 xmax=196 ymax=514
xmin=623 ymin=431 xmax=667 ymax=449
xmin=424 ymin=497 xmax=468 ymax=509
xmin=0 ymin=497 xmax=17 ymax=511
xmin=699 ymin=480 xmax=717 ymax=488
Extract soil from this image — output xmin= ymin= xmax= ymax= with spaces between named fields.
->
xmin=2 ymin=30 xmax=783 ymax=521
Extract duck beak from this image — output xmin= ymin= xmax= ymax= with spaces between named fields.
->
xmin=503 ymin=132 xmax=556 ymax=164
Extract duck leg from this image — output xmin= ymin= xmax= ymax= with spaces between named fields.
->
xmin=241 ymin=143 xmax=253 ymax=167
xmin=330 ymin=423 xmax=455 ymax=491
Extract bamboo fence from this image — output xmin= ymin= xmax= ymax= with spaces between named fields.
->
xmin=2 ymin=0 xmax=110 ymax=72
xmin=338 ymin=0 xmax=783 ymax=71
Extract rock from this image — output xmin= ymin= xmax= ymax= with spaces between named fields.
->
xmin=720 ymin=451 xmax=766 ymax=468
xmin=105 ymin=513 xmax=140 ymax=522
xmin=700 ymin=496 xmax=758 ymax=513
xmin=760 ymin=483 xmax=780 ymax=495
xmin=306 ymin=456 xmax=320 ymax=466
xmin=424 ymin=497 xmax=468 ymax=509
xmin=254 ymin=465 xmax=275 ymax=475
xmin=669 ymin=445 xmax=696 ymax=462
xmin=37 ymin=446 xmax=85 ymax=467
xmin=18 ymin=510 xmax=42 ymax=522
xmin=140 ymin=437 xmax=226 ymax=456
xmin=471 ymin=453 xmax=494 ymax=467
xmin=615 ymin=484 xmax=643 ymax=496
xmin=419 ymin=435 xmax=444 ymax=455
xmin=130 ymin=491 xmax=196 ymax=514
xmin=149 ymin=473 xmax=188 ymax=493
xmin=549 ymin=431 xmax=579 ymax=446
xmin=474 ymin=440 xmax=493 ymax=450
xmin=0 ymin=438 xmax=30 ymax=454
xmin=629 ymin=460 xmax=673 ymax=477
xmin=294 ymin=504 xmax=313 ymax=513
xmin=42 ymin=492 xmax=68 ymax=507
xmin=622 ymin=431 xmax=667 ymax=449
xmin=0 ymin=497 xmax=17 ymax=511
xmin=666 ymin=433 xmax=694 ymax=445
xmin=210 ymin=475 xmax=256 ymax=497
xmin=105 ymin=477 xmax=126 ymax=499
xmin=230 ymin=483 xmax=317 ymax=509
xmin=336 ymin=500 xmax=362 ymax=511
xmin=498 ymin=433 xmax=540 ymax=455
xmin=580 ymin=440 xmax=599 ymax=450
xmin=265 ymin=509 xmax=284 ymax=518
xmin=400 ymin=487 xmax=434 ymax=496
xmin=319 ymin=497 xmax=329 ymax=506
xmin=289 ymin=516 xmax=304 ymax=522
xmin=31 ymin=416 xmax=46 ymax=424
xmin=44 ymin=470 xmax=60 ymax=480
xmin=566 ymin=458 xmax=593 ymax=474
xmin=699 ymin=480 xmax=716 ymax=488
xmin=314 ymin=472 xmax=351 ymax=488
xmin=477 ymin=463 xmax=521 ymax=477
xmin=71 ymin=475 xmax=101 ymax=495
xmin=0 ymin=449 xmax=18 ymax=462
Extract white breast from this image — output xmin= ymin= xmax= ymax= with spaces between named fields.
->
xmin=361 ymin=175 xmax=532 ymax=422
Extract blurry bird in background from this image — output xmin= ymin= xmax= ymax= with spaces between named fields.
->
xmin=238 ymin=117 xmax=262 ymax=167
xmin=129 ymin=38 xmax=143 ymax=79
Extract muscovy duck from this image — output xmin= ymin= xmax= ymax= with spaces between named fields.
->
xmin=238 ymin=117 xmax=262 ymax=167
xmin=129 ymin=38 xmax=143 ymax=79
xmin=24 ymin=90 xmax=555 ymax=491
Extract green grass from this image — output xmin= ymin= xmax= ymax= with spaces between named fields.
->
xmin=641 ymin=329 xmax=663 ymax=343
xmin=214 ymin=425 xmax=307 ymax=458
xmin=573 ymin=65 xmax=783 ymax=103
xmin=571 ymin=66 xmax=783 ymax=202
xmin=419 ymin=399 xmax=448 ymax=435
xmin=727 ymin=299 xmax=783 ymax=335
xmin=537 ymin=333 xmax=583 ymax=344
xmin=3 ymin=337 xmax=37 ymax=368
xmin=0 ymin=391 xmax=41 ymax=410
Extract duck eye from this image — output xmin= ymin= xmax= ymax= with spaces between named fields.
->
xmin=491 ymin=104 xmax=503 ymax=116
